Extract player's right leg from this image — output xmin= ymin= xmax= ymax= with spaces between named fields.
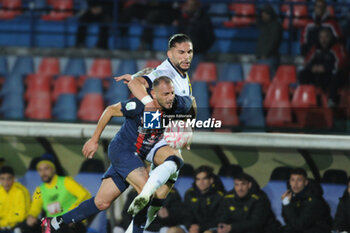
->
xmin=128 ymin=146 xmax=183 ymax=216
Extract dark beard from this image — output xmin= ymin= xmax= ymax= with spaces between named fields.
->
xmin=175 ymin=63 xmax=189 ymax=74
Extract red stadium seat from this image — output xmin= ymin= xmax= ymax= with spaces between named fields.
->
xmin=0 ymin=0 xmax=22 ymax=20
xmin=88 ymin=58 xmax=112 ymax=78
xmin=192 ymin=62 xmax=217 ymax=82
xmin=212 ymin=107 xmax=239 ymax=128
xmin=78 ymin=94 xmax=104 ymax=122
xmin=273 ymin=65 xmax=297 ymax=85
xmin=25 ymin=74 xmax=52 ymax=101
xmin=52 ymin=75 xmax=77 ymax=102
xmin=79 ymin=58 xmax=112 ymax=88
xmin=25 ymin=92 xmax=52 ymax=120
xmin=266 ymin=101 xmax=292 ymax=127
xmin=144 ymin=60 xmax=162 ymax=68
xmin=225 ymin=3 xmax=255 ymax=27
xmin=246 ymin=64 xmax=270 ymax=91
xmin=281 ymin=0 xmax=306 ymax=13
xmin=291 ymin=85 xmax=316 ymax=108
xmin=264 ymin=83 xmax=290 ymax=108
xmin=37 ymin=57 xmax=60 ymax=76
xmin=41 ymin=0 xmax=73 ymax=21
xmin=210 ymin=82 xmax=236 ymax=108
xmin=291 ymin=85 xmax=317 ymax=127
xmin=283 ymin=5 xmax=309 ymax=29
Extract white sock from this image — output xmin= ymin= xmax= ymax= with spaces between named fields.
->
xmin=51 ymin=217 xmax=62 ymax=230
xmin=140 ymin=161 xmax=177 ymax=196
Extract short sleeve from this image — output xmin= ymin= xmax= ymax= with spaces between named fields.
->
xmin=145 ymin=69 xmax=174 ymax=88
xmin=174 ymin=96 xmax=192 ymax=114
xmin=120 ymin=98 xmax=144 ymax=118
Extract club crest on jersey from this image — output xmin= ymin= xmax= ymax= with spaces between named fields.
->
xmin=143 ymin=110 xmax=161 ymax=129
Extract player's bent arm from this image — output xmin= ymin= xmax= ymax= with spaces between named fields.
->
xmin=127 ymin=77 xmax=152 ymax=104
xmin=90 ymin=103 xmax=123 ymax=142
xmin=190 ymin=96 xmax=197 ymax=118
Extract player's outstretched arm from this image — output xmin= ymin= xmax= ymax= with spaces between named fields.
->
xmin=82 ymin=103 xmax=123 ymax=159
xmin=114 ymin=67 xmax=154 ymax=84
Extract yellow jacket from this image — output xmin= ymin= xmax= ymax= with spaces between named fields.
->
xmin=0 ymin=182 xmax=31 ymax=228
xmin=28 ymin=175 xmax=91 ymax=218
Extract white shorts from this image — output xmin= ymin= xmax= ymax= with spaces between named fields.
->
xmin=145 ymin=139 xmax=168 ymax=163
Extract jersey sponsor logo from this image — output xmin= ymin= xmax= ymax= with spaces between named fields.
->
xmin=143 ymin=110 xmax=161 ymax=129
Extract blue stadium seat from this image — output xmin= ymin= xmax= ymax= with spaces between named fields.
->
xmin=174 ymin=176 xmax=194 ymax=201
xmin=262 ymin=181 xmax=286 ymax=225
xmin=220 ymin=176 xmax=234 ymax=192
xmin=153 ymin=26 xmax=176 ymax=51
xmin=11 ymin=56 xmax=34 ymax=76
xmin=321 ymin=183 xmax=346 ymax=218
xmin=128 ymin=24 xmax=143 ymax=50
xmin=0 ymin=56 xmax=8 ymax=76
xmin=218 ymin=63 xmax=243 ymax=82
xmin=74 ymin=173 xmax=107 ymax=233
xmin=0 ymin=73 xmax=25 ymax=97
xmin=18 ymin=170 xmax=42 ymax=195
xmin=63 ymin=58 xmax=86 ymax=76
xmin=78 ymin=78 xmax=103 ymax=100
xmin=0 ymin=93 xmax=24 ymax=119
xmin=192 ymin=82 xmax=211 ymax=122
xmin=53 ymin=94 xmax=77 ymax=121
xmin=237 ymin=83 xmax=263 ymax=107
xmin=208 ymin=3 xmax=229 ymax=25
xmin=114 ymin=59 xmax=137 ymax=76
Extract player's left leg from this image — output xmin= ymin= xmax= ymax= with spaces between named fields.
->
xmin=128 ymin=146 xmax=183 ymax=216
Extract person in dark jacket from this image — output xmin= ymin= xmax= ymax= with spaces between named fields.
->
xmin=300 ymin=0 xmax=343 ymax=56
xmin=177 ymin=0 xmax=215 ymax=55
xmin=216 ymin=173 xmax=281 ymax=233
xmin=298 ymin=28 xmax=348 ymax=105
xmin=333 ymin=176 xmax=350 ymax=232
xmin=75 ymin=0 xmax=113 ymax=49
xmin=281 ymin=168 xmax=332 ymax=233
xmin=256 ymin=4 xmax=282 ymax=71
xmin=183 ymin=165 xmax=223 ymax=233
xmin=120 ymin=188 xmax=185 ymax=232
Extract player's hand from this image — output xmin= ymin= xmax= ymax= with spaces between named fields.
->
xmin=82 ymin=138 xmax=99 ymax=159
xmin=114 ymin=74 xmax=132 ymax=84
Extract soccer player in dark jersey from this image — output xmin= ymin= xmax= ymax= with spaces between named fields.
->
xmin=41 ymin=76 xmax=192 ymax=233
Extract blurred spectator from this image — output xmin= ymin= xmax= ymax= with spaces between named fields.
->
xmin=281 ymin=168 xmax=332 ymax=233
xmin=183 ymin=165 xmax=223 ymax=233
xmin=118 ymin=188 xmax=185 ymax=233
xmin=256 ymin=4 xmax=282 ymax=71
xmin=298 ymin=28 xmax=348 ymax=106
xmin=333 ymin=176 xmax=350 ymax=232
xmin=300 ymin=0 xmax=343 ymax=56
xmin=0 ymin=166 xmax=30 ymax=233
xmin=177 ymin=0 xmax=215 ymax=55
xmin=24 ymin=156 xmax=91 ymax=233
xmin=216 ymin=172 xmax=281 ymax=233
xmin=75 ymin=0 xmax=114 ymax=49
xmin=119 ymin=1 xmax=180 ymax=50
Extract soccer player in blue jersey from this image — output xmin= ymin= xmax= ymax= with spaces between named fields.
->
xmin=41 ymin=76 xmax=193 ymax=233
xmin=115 ymin=33 xmax=196 ymax=232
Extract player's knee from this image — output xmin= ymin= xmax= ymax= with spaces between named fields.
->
xmin=164 ymin=155 xmax=184 ymax=171
xmin=94 ymin=197 xmax=111 ymax=210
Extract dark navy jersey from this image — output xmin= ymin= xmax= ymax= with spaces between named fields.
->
xmin=109 ymin=95 xmax=192 ymax=160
